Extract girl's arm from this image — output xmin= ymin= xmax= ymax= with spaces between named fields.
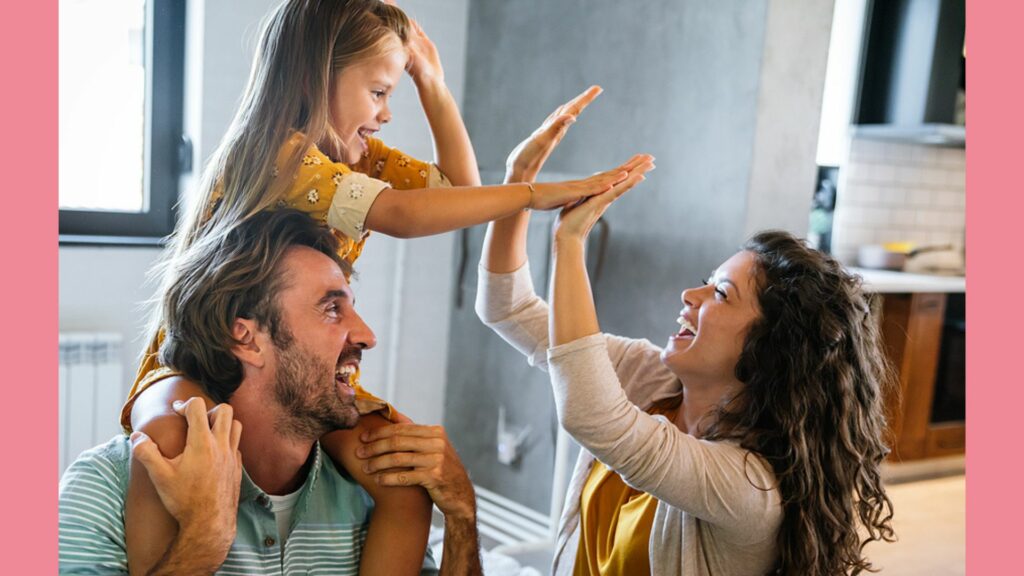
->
xmin=364 ymin=173 xmax=630 ymax=239
xmin=322 ymin=415 xmax=433 ymax=576
xmin=403 ymin=17 xmax=480 ymax=188
xmin=368 ymin=85 xmax=627 ymax=240
xmin=125 ymin=378 xmax=216 ymax=576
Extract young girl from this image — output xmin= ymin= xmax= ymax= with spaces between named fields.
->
xmin=123 ymin=1 xmax=642 ymax=574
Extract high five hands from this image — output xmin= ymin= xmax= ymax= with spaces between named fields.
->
xmin=554 ymin=154 xmax=655 ymax=243
xmin=506 ymin=85 xmax=603 ymax=182
xmin=504 ymin=85 xmax=655 ymax=215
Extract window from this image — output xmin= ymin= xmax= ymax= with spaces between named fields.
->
xmin=59 ymin=0 xmax=185 ymax=243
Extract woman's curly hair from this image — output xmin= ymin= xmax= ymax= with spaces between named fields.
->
xmin=703 ymin=230 xmax=897 ymax=575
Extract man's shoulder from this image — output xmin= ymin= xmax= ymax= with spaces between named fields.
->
xmin=60 ymin=434 xmax=132 ymax=495
xmin=59 ymin=436 xmax=131 ymax=575
xmin=307 ymin=444 xmax=375 ymax=520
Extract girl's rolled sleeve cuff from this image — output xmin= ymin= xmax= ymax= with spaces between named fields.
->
xmin=427 ymin=164 xmax=452 ymax=188
xmin=326 ymin=172 xmax=390 ymax=240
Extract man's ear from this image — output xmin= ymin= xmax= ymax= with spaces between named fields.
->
xmin=231 ymin=317 xmax=266 ymax=369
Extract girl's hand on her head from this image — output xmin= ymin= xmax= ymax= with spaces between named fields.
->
xmin=505 ymin=86 xmax=603 ymax=183
xmin=530 ymin=154 xmax=653 ymax=211
xmin=403 ymin=17 xmax=444 ymax=86
xmin=552 ymin=155 xmax=655 ymax=243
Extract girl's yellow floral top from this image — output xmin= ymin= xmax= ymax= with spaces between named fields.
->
xmin=120 ymin=134 xmax=449 ymax=431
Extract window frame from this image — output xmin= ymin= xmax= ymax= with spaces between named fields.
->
xmin=59 ymin=0 xmax=186 ymax=245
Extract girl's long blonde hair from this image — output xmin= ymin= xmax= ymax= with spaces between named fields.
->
xmin=146 ymin=0 xmax=409 ymax=344
xmin=178 ymin=0 xmax=409 ymax=254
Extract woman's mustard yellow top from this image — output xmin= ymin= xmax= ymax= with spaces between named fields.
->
xmin=119 ymin=134 xmax=449 ymax=431
xmin=573 ymin=405 xmax=679 ymax=575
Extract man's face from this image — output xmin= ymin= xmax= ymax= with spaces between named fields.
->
xmin=266 ymin=246 xmax=376 ymax=439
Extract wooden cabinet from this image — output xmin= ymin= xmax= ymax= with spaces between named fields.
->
xmin=880 ymin=292 xmax=965 ymax=461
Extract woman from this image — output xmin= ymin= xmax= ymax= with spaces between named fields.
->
xmin=478 ymin=110 xmax=895 ymax=574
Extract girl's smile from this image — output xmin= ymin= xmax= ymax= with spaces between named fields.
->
xmin=328 ymin=39 xmax=408 ymax=164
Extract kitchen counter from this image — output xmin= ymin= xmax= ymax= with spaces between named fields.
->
xmin=849 ymin=267 xmax=965 ymax=293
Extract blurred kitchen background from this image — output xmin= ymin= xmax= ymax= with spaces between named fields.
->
xmin=59 ymin=0 xmax=965 ymax=573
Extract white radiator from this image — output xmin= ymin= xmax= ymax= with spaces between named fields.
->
xmin=474 ymin=485 xmax=552 ymax=551
xmin=58 ymin=333 xmax=124 ymax=476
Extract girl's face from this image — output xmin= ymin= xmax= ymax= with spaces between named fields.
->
xmin=328 ymin=42 xmax=408 ymax=164
xmin=661 ymin=250 xmax=762 ymax=384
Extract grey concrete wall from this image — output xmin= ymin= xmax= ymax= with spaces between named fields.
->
xmin=445 ymin=0 xmax=832 ymax=513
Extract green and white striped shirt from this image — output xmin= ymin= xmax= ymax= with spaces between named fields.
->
xmin=59 ymin=435 xmax=438 ymax=575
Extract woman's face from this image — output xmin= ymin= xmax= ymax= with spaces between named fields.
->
xmin=661 ymin=250 xmax=762 ymax=383
xmin=328 ymin=40 xmax=407 ymax=164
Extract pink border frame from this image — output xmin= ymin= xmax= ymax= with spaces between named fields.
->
xmin=19 ymin=0 xmax=1016 ymax=571
xmin=5 ymin=0 xmax=58 ymax=568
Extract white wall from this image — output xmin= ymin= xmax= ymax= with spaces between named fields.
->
xmin=59 ymin=0 xmax=469 ymax=425
xmin=743 ymin=0 xmax=835 ymax=237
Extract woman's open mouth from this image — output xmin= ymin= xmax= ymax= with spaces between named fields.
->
xmin=673 ymin=314 xmax=697 ymax=339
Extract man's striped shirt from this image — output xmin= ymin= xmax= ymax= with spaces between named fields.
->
xmin=59 ymin=435 xmax=437 ymax=575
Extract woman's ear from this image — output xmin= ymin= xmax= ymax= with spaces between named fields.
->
xmin=231 ymin=318 xmax=266 ymax=369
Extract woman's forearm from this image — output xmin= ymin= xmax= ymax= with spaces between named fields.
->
xmin=481 ymin=214 xmax=530 ymax=274
xmin=550 ymin=237 xmax=601 ymax=346
xmin=480 ymin=169 xmax=534 ymax=274
xmin=415 ymin=78 xmax=481 ymax=187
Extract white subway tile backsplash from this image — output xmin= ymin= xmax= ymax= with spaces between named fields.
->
xmin=890 ymin=143 xmax=915 ymax=162
xmin=915 ymin=209 xmax=946 ymax=227
xmin=832 ymin=135 xmax=965 ymax=266
xmin=874 ymin=164 xmax=896 ymax=182
xmin=858 ymin=186 xmax=882 ymax=205
xmin=911 ymin=144 xmax=935 ymax=164
xmin=842 ymin=164 xmax=863 ymax=183
xmin=882 ymin=189 xmax=907 ymax=206
xmin=868 ymin=207 xmax=891 ymax=225
xmin=940 ymin=147 xmax=966 ymax=169
xmin=909 ymin=189 xmax=933 ymax=206
xmin=895 ymin=165 xmax=919 ymax=185
xmin=844 ymin=226 xmax=874 ymax=246
xmin=944 ymin=171 xmax=966 ymax=192
xmin=892 ymin=208 xmax=916 ymax=227
xmin=922 ymin=167 xmax=948 ymax=187
xmin=877 ymin=228 xmax=907 ymax=244
xmin=941 ymin=211 xmax=965 ymax=228
xmin=936 ymin=191 xmax=961 ymax=208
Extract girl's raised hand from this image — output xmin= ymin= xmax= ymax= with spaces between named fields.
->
xmin=529 ymin=154 xmax=653 ymax=211
xmin=404 ymin=17 xmax=444 ymax=85
xmin=505 ymin=86 xmax=603 ymax=182
xmin=553 ymin=155 xmax=656 ymax=241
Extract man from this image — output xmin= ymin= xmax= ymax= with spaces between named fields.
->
xmin=58 ymin=209 xmax=481 ymax=574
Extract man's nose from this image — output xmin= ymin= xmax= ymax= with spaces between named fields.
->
xmin=349 ymin=310 xmax=377 ymax=350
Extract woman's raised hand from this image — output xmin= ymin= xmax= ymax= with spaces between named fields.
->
xmin=529 ymin=155 xmax=653 ymax=211
xmin=553 ymin=154 xmax=655 ymax=241
xmin=505 ymin=86 xmax=603 ymax=182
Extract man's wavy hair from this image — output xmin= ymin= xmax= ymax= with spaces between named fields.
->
xmin=159 ymin=209 xmax=349 ymax=403
xmin=703 ymin=230 xmax=896 ymax=575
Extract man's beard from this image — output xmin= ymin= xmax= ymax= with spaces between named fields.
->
xmin=272 ymin=341 xmax=360 ymax=440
